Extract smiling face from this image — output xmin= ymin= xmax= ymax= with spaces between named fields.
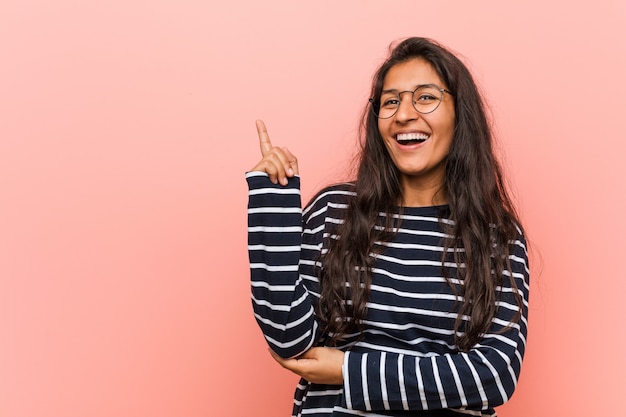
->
xmin=377 ymin=58 xmax=456 ymax=206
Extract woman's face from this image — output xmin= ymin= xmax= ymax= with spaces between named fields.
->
xmin=377 ymin=58 xmax=455 ymax=204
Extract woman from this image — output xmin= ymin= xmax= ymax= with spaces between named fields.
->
xmin=246 ymin=37 xmax=529 ymax=417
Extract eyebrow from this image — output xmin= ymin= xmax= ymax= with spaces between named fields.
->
xmin=381 ymin=83 xmax=439 ymax=94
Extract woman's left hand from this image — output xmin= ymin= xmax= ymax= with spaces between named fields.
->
xmin=269 ymin=347 xmax=345 ymax=385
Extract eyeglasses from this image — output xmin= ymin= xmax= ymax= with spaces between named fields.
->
xmin=369 ymin=84 xmax=453 ymax=119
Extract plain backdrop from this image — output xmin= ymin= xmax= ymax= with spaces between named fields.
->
xmin=1 ymin=1 xmax=625 ymax=416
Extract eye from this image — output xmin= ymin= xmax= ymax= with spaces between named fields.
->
xmin=381 ymin=97 xmax=400 ymax=108
xmin=415 ymin=93 xmax=437 ymax=102
xmin=413 ymin=85 xmax=442 ymax=104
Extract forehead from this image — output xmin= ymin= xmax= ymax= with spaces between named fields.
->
xmin=382 ymin=58 xmax=444 ymax=90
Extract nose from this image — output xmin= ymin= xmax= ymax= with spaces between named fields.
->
xmin=394 ymin=91 xmax=419 ymax=122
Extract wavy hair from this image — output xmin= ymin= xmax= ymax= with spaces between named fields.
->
xmin=316 ymin=37 xmax=524 ymax=351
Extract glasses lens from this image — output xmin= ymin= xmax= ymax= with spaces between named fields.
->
xmin=375 ymin=93 xmax=400 ymax=119
xmin=412 ymin=85 xmax=443 ymax=114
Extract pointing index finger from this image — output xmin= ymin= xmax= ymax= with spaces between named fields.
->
xmin=256 ymin=119 xmax=272 ymax=156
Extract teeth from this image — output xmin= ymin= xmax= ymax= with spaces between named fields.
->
xmin=397 ymin=132 xmax=429 ymax=142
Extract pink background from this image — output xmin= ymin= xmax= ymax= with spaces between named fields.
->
xmin=1 ymin=1 xmax=625 ymax=416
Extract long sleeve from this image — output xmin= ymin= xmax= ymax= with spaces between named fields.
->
xmin=341 ymin=235 xmax=530 ymax=412
xmin=246 ymin=171 xmax=323 ymax=358
xmin=247 ymin=172 xmax=530 ymax=417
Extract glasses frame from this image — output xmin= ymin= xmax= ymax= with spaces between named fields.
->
xmin=369 ymin=84 xmax=454 ymax=119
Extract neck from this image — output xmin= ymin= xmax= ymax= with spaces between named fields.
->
xmin=400 ymin=178 xmax=447 ymax=207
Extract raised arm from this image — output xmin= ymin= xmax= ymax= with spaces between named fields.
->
xmin=247 ymin=120 xmax=321 ymax=359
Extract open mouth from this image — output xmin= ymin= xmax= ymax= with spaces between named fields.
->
xmin=396 ymin=132 xmax=430 ymax=145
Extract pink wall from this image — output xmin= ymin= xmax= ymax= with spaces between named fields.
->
xmin=1 ymin=1 xmax=625 ymax=416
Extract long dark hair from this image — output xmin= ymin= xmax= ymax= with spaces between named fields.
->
xmin=316 ymin=37 xmax=524 ymax=352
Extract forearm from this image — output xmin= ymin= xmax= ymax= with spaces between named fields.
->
xmin=247 ymin=172 xmax=319 ymax=357
xmin=343 ymin=337 xmax=524 ymax=412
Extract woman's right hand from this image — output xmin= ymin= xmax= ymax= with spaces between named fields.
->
xmin=251 ymin=120 xmax=299 ymax=186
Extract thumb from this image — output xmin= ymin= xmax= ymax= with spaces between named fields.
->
xmin=281 ymin=147 xmax=299 ymax=176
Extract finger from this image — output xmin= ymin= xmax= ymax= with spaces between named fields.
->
xmin=261 ymin=148 xmax=295 ymax=186
xmin=250 ymin=156 xmax=282 ymax=184
xmin=269 ymin=349 xmax=299 ymax=372
xmin=256 ymin=119 xmax=272 ymax=157
xmin=254 ymin=152 xmax=289 ymax=185
xmin=281 ymin=147 xmax=299 ymax=176
xmin=296 ymin=347 xmax=320 ymax=359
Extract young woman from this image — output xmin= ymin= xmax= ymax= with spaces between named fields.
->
xmin=246 ymin=37 xmax=529 ymax=417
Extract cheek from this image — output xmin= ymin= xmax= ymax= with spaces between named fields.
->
xmin=445 ymin=108 xmax=456 ymax=135
xmin=378 ymin=119 xmax=394 ymax=143
xmin=435 ymin=113 xmax=455 ymax=142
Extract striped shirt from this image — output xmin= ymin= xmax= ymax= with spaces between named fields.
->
xmin=246 ymin=172 xmax=530 ymax=417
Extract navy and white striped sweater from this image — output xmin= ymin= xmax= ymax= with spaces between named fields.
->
xmin=246 ymin=172 xmax=530 ymax=417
